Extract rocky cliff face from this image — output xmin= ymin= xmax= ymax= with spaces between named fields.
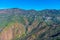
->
xmin=0 ymin=8 xmax=60 ymax=40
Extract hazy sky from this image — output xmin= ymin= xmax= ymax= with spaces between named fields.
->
xmin=0 ymin=0 xmax=60 ymax=10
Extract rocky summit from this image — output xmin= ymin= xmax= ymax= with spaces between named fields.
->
xmin=0 ymin=8 xmax=60 ymax=40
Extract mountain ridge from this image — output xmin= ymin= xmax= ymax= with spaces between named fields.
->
xmin=0 ymin=8 xmax=60 ymax=40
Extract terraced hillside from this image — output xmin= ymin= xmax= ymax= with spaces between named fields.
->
xmin=0 ymin=8 xmax=60 ymax=40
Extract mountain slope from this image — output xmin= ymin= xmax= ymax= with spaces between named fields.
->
xmin=0 ymin=8 xmax=60 ymax=40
